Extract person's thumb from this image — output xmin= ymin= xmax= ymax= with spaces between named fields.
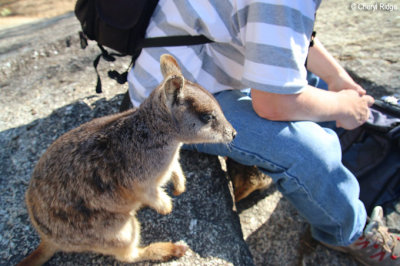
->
xmin=364 ymin=95 xmax=375 ymax=107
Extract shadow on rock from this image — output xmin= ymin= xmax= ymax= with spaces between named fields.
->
xmin=235 ymin=184 xmax=277 ymax=215
xmin=241 ymin=197 xmax=359 ymax=266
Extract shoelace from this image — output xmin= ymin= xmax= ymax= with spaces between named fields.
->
xmin=377 ymin=227 xmax=396 ymax=254
xmin=366 ymin=225 xmax=400 ymax=259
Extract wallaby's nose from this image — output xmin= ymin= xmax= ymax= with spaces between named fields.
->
xmin=232 ymin=129 xmax=237 ymax=140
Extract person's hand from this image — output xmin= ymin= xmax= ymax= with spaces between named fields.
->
xmin=335 ymin=89 xmax=374 ymax=130
xmin=328 ymin=71 xmax=366 ymax=96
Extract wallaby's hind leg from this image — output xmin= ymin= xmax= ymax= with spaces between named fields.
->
xmin=113 ymin=241 xmax=188 ymax=263
xmin=94 ymin=216 xmax=187 ymax=263
xmin=138 ymin=242 xmax=188 ymax=262
xmin=17 ymin=239 xmax=59 ymax=266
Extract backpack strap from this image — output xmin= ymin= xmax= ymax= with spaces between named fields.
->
xmin=92 ymin=44 xmax=131 ymax=93
xmin=91 ymin=35 xmax=213 ymax=93
xmin=138 ymin=35 xmax=213 ymax=49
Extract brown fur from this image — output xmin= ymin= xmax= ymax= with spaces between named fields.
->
xmin=19 ymin=54 xmax=236 ymax=265
xmin=227 ymin=158 xmax=273 ymax=202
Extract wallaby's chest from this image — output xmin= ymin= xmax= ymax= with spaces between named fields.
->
xmin=136 ymin=142 xmax=181 ymax=186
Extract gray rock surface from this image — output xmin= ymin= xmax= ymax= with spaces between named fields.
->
xmin=0 ymin=1 xmax=399 ymax=265
xmin=315 ymin=0 xmax=400 ymax=98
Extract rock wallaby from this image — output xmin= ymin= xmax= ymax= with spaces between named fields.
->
xmin=18 ymin=54 xmax=236 ymax=265
xmin=226 ymin=158 xmax=273 ymax=202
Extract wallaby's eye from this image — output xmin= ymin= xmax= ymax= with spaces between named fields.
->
xmin=199 ymin=113 xmax=215 ymax=124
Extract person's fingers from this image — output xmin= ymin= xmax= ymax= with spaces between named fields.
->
xmin=355 ymin=84 xmax=366 ymax=96
xmin=364 ymin=95 xmax=375 ymax=107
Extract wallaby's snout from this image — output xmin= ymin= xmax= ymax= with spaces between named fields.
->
xmin=228 ymin=126 xmax=237 ymax=141
xmin=216 ymin=113 xmax=236 ymax=143
xmin=159 ymin=54 xmax=236 ymax=145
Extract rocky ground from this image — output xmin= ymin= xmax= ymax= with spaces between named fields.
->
xmin=0 ymin=1 xmax=399 ymax=265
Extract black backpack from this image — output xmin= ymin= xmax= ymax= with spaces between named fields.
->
xmin=74 ymin=0 xmax=213 ymax=93
xmin=339 ymin=97 xmax=400 ymax=214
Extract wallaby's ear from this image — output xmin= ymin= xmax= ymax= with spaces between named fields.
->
xmin=163 ymin=75 xmax=184 ymax=105
xmin=160 ymin=54 xmax=182 ymax=78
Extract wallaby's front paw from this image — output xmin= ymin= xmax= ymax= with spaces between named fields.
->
xmin=171 ymin=171 xmax=186 ymax=196
xmin=173 ymin=184 xmax=185 ymax=196
xmin=158 ymin=202 xmax=172 ymax=215
xmin=156 ymin=191 xmax=173 ymax=215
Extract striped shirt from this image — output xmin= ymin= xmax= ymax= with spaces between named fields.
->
xmin=128 ymin=0 xmax=321 ymax=107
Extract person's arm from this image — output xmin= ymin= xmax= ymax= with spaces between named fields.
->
xmin=306 ymin=38 xmax=365 ymax=95
xmin=252 ymin=86 xmax=373 ymax=129
xmin=251 ymin=38 xmax=374 ymax=130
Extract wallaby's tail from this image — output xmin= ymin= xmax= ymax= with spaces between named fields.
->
xmin=17 ymin=240 xmax=58 ymax=266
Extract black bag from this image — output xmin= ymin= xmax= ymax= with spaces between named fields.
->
xmin=75 ymin=0 xmax=213 ymax=93
xmin=339 ymin=97 xmax=400 ymax=214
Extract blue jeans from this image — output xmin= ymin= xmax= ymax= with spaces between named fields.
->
xmin=185 ymin=75 xmax=367 ymax=246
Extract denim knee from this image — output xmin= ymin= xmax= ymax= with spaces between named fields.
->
xmin=278 ymin=122 xmax=343 ymax=178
